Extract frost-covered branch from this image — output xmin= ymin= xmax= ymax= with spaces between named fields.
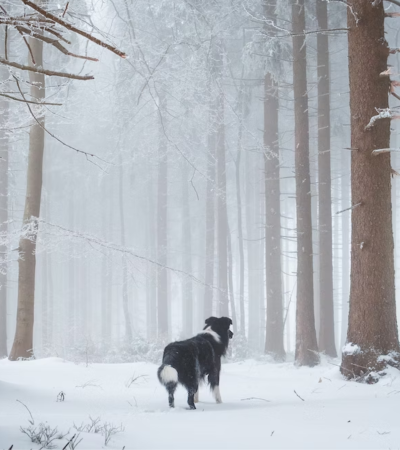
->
xmin=365 ymin=108 xmax=397 ymax=130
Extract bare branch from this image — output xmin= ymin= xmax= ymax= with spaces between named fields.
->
xmin=14 ymin=76 xmax=107 ymax=165
xmin=0 ymin=56 xmax=94 ymax=80
xmin=336 ymin=202 xmax=362 ymax=215
xmin=21 ymin=0 xmax=126 ymax=58
xmin=0 ymin=92 xmax=61 ymax=105
xmin=372 ymin=148 xmax=400 ymax=155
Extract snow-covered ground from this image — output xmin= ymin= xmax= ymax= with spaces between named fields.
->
xmin=1 ymin=356 xmax=399 ymax=449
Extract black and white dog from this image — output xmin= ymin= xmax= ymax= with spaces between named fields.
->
xmin=157 ymin=316 xmax=233 ymax=409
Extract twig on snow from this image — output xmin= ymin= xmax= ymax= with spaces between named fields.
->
xmin=293 ymin=390 xmax=305 ymax=401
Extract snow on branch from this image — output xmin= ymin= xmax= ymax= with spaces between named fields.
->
xmin=365 ymin=108 xmax=398 ymax=130
xmin=372 ymin=148 xmax=400 ymax=155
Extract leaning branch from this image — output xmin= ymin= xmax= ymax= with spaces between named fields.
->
xmin=0 ymin=56 xmax=94 ymax=80
xmin=336 ymin=202 xmax=362 ymax=215
xmin=21 ymin=0 xmax=126 ymax=58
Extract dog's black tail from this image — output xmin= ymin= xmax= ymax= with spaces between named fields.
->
xmin=157 ymin=364 xmax=178 ymax=408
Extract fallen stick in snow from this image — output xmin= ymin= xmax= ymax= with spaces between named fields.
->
xmin=240 ymin=397 xmax=271 ymax=403
xmin=294 ymin=390 xmax=305 ymax=401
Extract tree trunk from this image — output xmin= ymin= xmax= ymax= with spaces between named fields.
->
xmin=235 ymin=89 xmax=245 ymax=334
xmin=203 ymin=94 xmax=216 ymax=320
xmin=157 ymin=100 xmax=169 ymax=337
xmin=263 ymin=6 xmax=285 ymax=358
xmin=292 ymin=0 xmax=319 ymax=367
xmin=0 ymin=61 xmax=9 ymax=358
xmin=182 ymin=161 xmax=193 ymax=337
xmin=316 ymin=0 xmax=336 ymax=357
xmin=146 ymin=165 xmax=157 ymax=340
xmin=341 ymin=1 xmax=399 ymax=380
xmin=118 ymin=153 xmax=132 ymax=341
xmin=226 ymin=220 xmax=237 ymax=333
xmin=341 ymin=145 xmax=350 ymax=349
xmin=9 ymin=32 xmax=45 ymax=360
xmin=215 ymin=41 xmax=229 ymax=317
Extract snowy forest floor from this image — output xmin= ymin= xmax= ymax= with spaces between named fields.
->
xmin=1 ymin=357 xmax=399 ymax=450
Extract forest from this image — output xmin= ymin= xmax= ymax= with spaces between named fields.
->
xmin=1 ymin=0 xmax=400 ymax=449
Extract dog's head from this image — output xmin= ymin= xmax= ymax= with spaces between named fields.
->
xmin=203 ymin=316 xmax=233 ymax=346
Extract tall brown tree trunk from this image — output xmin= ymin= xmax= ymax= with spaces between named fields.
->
xmin=9 ymin=32 xmax=45 ymax=360
xmin=0 ymin=59 xmax=9 ymax=358
xmin=157 ymin=100 xmax=169 ymax=337
xmin=292 ymin=0 xmax=319 ymax=366
xmin=341 ymin=1 xmax=399 ymax=379
xmin=263 ymin=1 xmax=285 ymax=360
xmin=316 ymin=0 xmax=337 ymax=357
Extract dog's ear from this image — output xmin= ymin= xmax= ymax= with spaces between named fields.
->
xmin=220 ymin=317 xmax=233 ymax=327
xmin=204 ymin=316 xmax=218 ymax=328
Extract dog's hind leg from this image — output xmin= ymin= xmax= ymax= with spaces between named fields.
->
xmin=194 ymin=389 xmax=199 ymax=403
xmin=187 ymin=384 xmax=198 ymax=410
xmin=166 ymin=382 xmax=177 ymax=408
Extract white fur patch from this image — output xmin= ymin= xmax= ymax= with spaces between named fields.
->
xmin=194 ymin=390 xmax=199 ymax=403
xmin=201 ymin=327 xmax=221 ymax=343
xmin=160 ymin=365 xmax=178 ymax=383
xmin=213 ymin=386 xmax=222 ymax=403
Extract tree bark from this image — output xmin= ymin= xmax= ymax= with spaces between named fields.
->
xmin=292 ymin=0 xmax=319 ymax=367
xmin=9 ymin=31 xmax=45 ymax=360
xmin=0 ymin=83 xmax=8 ymax=358
xmin=316 ymin=0 xmax=337 ymax=357
xmin=341 ymin=1 xmax=400 ymax=379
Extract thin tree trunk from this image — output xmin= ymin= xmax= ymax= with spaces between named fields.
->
xmin=182 ymin=161 xmax=193 ymax=337
xmin=146 ymin=166 xmax=157 ymax=340
xmin=292 ymin=0 xmax=319 ymax=367
xmin=316 ymin=0 xmax=336 ymax=357
xmin=263 ymin=0 xmax=285 ymax=358
xmin=118 ymin=153 xmax=132 ymax=341
xmin=235 ymin=90 xmax=245 ymax=334
xmin=0 ymin=60 xmax=9 ymax=358
xmin=215 ymin=41 xmax=229 ymax=317
xmin=9 ymin=29 xmax=45 ymax=360
xmin=341 ymin=145 xmax=350 ymax=349
xmin=341 ymin=1 xmax=400 ymax=379
xmin=68 ymin=167 xmax=75 ymax=346
xmin=203 ymin=95 xmax=216 ymax=320
xmin=157 ymin=99 xmax=169 ymax=337
xmin=226 ymin=220 xmax=237 ymax=333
